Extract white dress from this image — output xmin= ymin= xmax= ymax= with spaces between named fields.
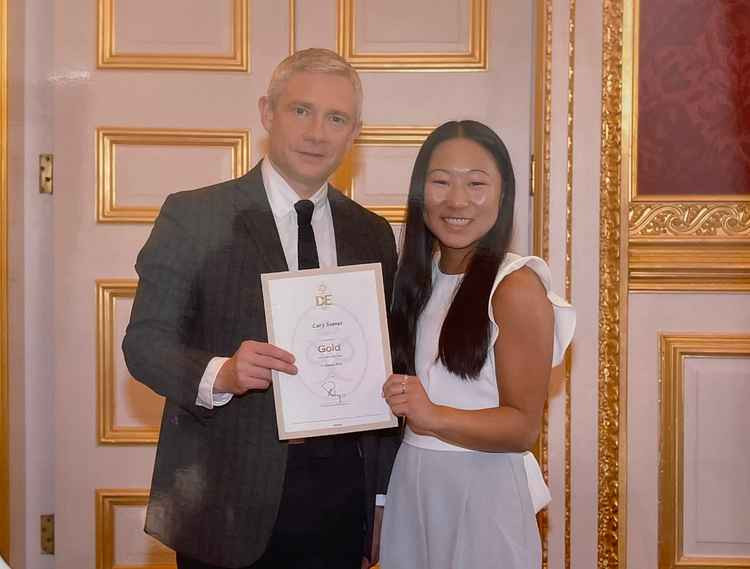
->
xmin=380 ymin=254 xmax=576 ymax=569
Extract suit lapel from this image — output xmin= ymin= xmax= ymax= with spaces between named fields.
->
xmin=233 ymin=162 xmax=289 ymax=274
xmin=329 ymin=188 xmax=367 ymax=267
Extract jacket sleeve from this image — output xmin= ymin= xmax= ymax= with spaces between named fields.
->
xmin=122 ymin=193 xmax=216 ymax=421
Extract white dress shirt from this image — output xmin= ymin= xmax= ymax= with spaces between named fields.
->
xmin=195 ymin=158 xmax=338 ymax=409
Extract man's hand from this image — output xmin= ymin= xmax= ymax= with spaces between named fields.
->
xmin=214 ymin=340 xmax=297 ymax=395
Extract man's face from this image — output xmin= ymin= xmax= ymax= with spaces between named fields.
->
xmin=259 ymin=71 xmax=361 ymax=198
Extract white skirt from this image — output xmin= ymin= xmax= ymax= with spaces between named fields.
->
xmin=380 ymin=443 xmax=541 ymax=569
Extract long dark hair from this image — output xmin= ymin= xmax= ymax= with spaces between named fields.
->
xmin=390 ymin=120 xmax=516 ymax=380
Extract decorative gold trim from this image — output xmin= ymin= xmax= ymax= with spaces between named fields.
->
xmin=533 ymin=0 xmax=552 ymax=263
xmin=289 ymin=0 xmax=296 ymax=54
xmin=530 ymin=3 xmax=552 ymax=564
xmin=97 ymin=0 xmax=249 ymax=71
xmin=96 ymin=128 xmax=250 ymax=224
xmin=659 ymin=334 xmax=750 ymax=569
xmin=97 ymin=279 xmax=161 ymax=444
xmin=623 ymin=0 xmax=750 ymax=291
xmin=599 ymin=1 xmax=627 ymax=568
xmin=630 ymin=203 xmax=750 ymax=239
xmin=629 ymin=241 xmax=750 ymax=292
xmin=565 ymin=1 xmax=576 ymax=568
xmin=529 ymin=3 xmax=553 ymax=563
xmin=0 ymin=0 xmax=8 ymax=557
xmin=331 ymin=126 xmax=434 ymax=223
xmin=629 ymin=202 xmax=750 ymax=291
xmin=96 ymin=489 xmax=175 ymax=569
xmin=336 ymin=0 xmax=487 ymax=71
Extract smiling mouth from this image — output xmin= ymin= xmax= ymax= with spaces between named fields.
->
xmin=297 ymin=150 xmax=326 ymax=160
xmin=443 ymin=217 xmax=472 ymax=226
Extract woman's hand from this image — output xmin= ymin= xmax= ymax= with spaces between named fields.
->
xmin=382 ymin=374 xmax=441 ymax=436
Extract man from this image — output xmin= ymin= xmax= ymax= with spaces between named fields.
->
xmin=123 ymin=48 xmax=398 ymax=569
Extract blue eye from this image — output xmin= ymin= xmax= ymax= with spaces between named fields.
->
xmin=294 ymin=106 xmax=309 ymax=116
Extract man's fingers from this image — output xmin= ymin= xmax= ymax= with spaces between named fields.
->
xmin=248 ymin=341 xmax=296 ymax=364
xmin=243 ymin=377 xmax=272 ymax=391
xmin=247 ymin=353 xmax=298 ymax=375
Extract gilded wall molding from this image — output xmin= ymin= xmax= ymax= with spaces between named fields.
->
xmin=623 ymin=0 xmax=750 ymax=291
xmin=0 ymin=0 xmax=9 ymax=557
xmin=533 ymin=0 xmax=553 ymax=263
xmin=97 ymin=0 xmax=249 ymax=71
xmin=565 ymin=0 xmax=576 ymax=567
xmin=629 ymin=241 xmax=750 ymax=292
xmin=288 ymin=0 xmax=296 ymax=54
xmin=599 ymin=1 xmax=627 ymax=568
xmin=96 ymin=489 xmax=175 ymax=569
xmin=659 ymin=334 xmax=750 ymax=569
xmin=531 ymin=3 xmax=553 ymax=565
xmin=629 ymin=203 xmax=750 ymax=239
xmin=96 ymin=280 xmax=161 ymax=444
xmin=331 ymin=126 xmax=434 ymax=223
xmin=336 ymin=0 xmax=487 ymax=71
xmin=96 ymin=128 xmax=250 ymax=224
xmin=628 ymin=203 xmax=750 ymax=290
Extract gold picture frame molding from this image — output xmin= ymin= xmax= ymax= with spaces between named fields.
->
xmin=600 ymin=0 xmax=629 ymax=568
xmin=659 ymin=334 xmax=750 ymax=569
xmin=622 ymin=0 xmax=750 ymax=291
xmin=337 ymin=0 xmax=487 ymax=71
xmin=96 ymin=127 xmax=250 ymax=224
xmin=97 ymin=0 xmax=249 ymax=71
xmin=96 ymin=489 xmax=176 ymax=569
xmin=96 ymin=279 xmax=161 ymax=444
xmin=290 ymin=0 xmax=487 ymax=70
xmin=331 ymin=125 xmax=434 ymax=223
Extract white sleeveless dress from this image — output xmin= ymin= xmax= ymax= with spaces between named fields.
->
xmin=379 ymin=254 xmax=576 ymax=569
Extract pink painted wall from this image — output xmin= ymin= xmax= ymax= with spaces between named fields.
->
xmin=7 ymin=0 xmax=55 ymax=568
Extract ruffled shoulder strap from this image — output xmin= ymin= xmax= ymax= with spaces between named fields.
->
xmin=486 ymin=253 xmax=576 ymax=366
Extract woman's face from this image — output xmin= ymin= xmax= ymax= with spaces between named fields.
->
xmin=423 ymin=137 xmax=503 ymax=261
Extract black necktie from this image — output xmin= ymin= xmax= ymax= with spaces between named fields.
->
xmin=293 ymin=199 xmax=334 ymax=456
xmin=295 ymin=200 xmax=319 ymax=270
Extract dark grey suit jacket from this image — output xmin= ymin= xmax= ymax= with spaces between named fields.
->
xmin=123 ymin=162 xmax=399 ymax=568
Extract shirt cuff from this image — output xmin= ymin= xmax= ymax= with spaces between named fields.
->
xmin=196 ymin=357 xmax=233 ymax=409
xmin=375 ymin=494 xmax=386 ymax=507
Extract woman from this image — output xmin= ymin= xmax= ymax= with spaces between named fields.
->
xmin=379 ymin=120 xmax=575 ymax=569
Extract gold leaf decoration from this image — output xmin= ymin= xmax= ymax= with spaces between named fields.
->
xmin=629 ymin=203 xmax=750 ymax=238
xmin=599 ymin=0 xmax=624 ymax=568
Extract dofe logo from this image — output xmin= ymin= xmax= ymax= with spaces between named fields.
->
xmin=316 ymin=283 xmax=332 ymax=307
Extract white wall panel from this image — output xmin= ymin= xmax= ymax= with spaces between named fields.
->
xmin=115 ymin=0 xmax=233 ymax=55
xmin=113 ymin=296 xmax=163 ymax=430
xmin=114 ymin=145 xmax=233 ymax=206
xmin=628 ymin=294 xmax=750 ymax=568
xmin=113 ymin=504 xmax=174 ymax=566
xmin=684 ymin=357 xmax=750 ymax=557
xmin=355 ymin=0 xmax=469 ymax=53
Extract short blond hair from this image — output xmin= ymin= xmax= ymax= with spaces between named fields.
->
xmin=267 ymin=48 xmax=363 ymax=121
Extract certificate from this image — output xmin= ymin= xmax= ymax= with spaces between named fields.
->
xmin=261 ymin=263 xmax=398 ymax=439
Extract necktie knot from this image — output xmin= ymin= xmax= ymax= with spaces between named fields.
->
xmin=295 ymin=200 xmax=315 ymax=227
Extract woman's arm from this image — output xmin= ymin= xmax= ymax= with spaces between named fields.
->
xmin=383 ymin=266 xmax=554 ymax=452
